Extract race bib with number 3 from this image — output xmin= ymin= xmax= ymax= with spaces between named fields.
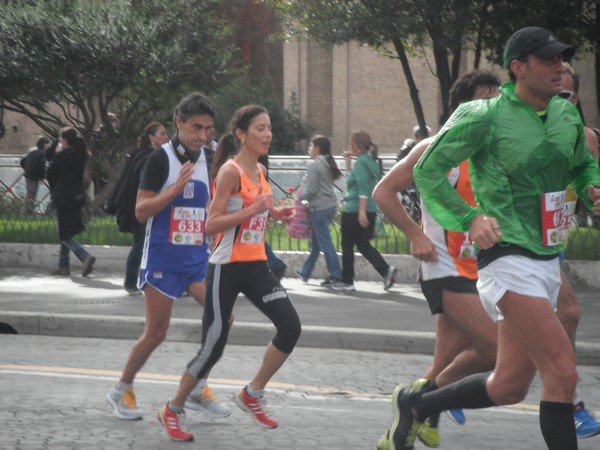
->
xmin=169 ymin=206 xmax=205 ymax=245
xmin=541 ymin=190 xmax=576 ymax=246
xmin=239 ymin=210 xmax=269 ymax=244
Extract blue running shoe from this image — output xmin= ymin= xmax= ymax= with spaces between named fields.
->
xmin=574 ymin=401 xmax=600 ymax=438
xmin=446 ymin=408 xmax=466 ymax=425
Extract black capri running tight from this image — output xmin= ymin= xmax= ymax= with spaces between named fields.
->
xmin=187 ymin=261 xmax=301 ymax=378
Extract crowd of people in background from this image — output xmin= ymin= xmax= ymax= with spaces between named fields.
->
xmin=14 ymin=24 xmax=600 ymax=449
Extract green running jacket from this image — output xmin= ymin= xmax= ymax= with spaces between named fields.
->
xmin=414 ymin=83 xmax=600 ymax=256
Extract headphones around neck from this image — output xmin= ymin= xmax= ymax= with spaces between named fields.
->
xmin=171 ymin=133 xmax=200 ymax=163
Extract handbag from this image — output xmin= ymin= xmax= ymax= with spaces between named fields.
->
xmin=286 ymin=187 xmax=312 ymax=239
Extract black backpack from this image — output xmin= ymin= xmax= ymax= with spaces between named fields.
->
xmin=21 ymin=148 xmax=46 ymax=180
xmin=106 ymin=148 xmax=153 ymax=233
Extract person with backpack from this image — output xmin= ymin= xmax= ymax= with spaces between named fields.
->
xmin=20 ymin=136 xmax=50 ymax=213
xmin=107 ymin=121 xmax=169 ymax=295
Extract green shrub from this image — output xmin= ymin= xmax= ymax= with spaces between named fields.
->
xmin=565 ymin=227 xmax=600 ymax=260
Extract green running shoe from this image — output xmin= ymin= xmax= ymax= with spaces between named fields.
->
xmin=413 ymin=378 xmax=431 ymax=391
xmin=389 ymin=380 xmax=427 ymax=450
xmin=417 ymin=414 xmax=440 ymax=448
xmin=376 ymin=430 xmax=391 ymax=450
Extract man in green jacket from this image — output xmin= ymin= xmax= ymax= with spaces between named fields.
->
xmin=383 ymin=26 xmax=600 ymax=450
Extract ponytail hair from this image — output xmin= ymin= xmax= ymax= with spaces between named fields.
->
xmin=350 ymin=130 xmax=379 ymax=157
xmin=350 ymin=130 xmax=382 ymax=175
xmin=310 ymin=134 xmax=342 ymax=180
xmin=211 ymin=133 xmax=238 ymax=180
xmin=137 ymin=121 xmax=163 ymax=150
xmin=211 ymin=105 xmax=268 ymax=180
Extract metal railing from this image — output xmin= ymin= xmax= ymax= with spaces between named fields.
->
xmin=1 ymin=154 xmax=599 ymax=259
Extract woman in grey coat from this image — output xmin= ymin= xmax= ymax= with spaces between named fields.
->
xmin=296 ymin=135 xmax=343 ymax=286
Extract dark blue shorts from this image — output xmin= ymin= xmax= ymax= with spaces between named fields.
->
xmin=139 ymin=257 xmax=208 ymax=300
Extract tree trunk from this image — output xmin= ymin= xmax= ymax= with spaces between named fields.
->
xmin=431 ymin=42 xmax=452 ymax=126
xmin=473 ymin=0 xmax=490 ymax=69
xmin=391 ymin=37 xmax=430 ymax=139
xmin=595 ymin=4 xmax=600 ymax=119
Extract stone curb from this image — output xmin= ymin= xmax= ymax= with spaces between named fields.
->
xmin=2 ymin=243 xmax=600 ymax=365
xmin=2 ymin=243 xmax=600 ymax=288
xmin=2 ymin=311 xmax=600 ymax=365
xmin=0 ymin=311 xmax=435 ymax=355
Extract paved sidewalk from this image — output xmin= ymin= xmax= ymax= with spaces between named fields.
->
xmin=1 ymin=267 xmax=599 ymax=365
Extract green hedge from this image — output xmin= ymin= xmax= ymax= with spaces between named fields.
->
xmin=0 ymin=214 xmax=410 ymax=254
xmin=0 ymin=214 xmax=132 ymax=246
xmin=1 ymin=213 xmax=599 ymax=260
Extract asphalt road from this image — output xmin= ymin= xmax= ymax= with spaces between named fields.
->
xmin=2 ymin=335 xmax=600 ymax=450
xmin=1 ymin=267 xmax=599 ymax=449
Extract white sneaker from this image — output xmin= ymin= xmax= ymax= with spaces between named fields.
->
xmin=330 ymin=281 xmax=356 ymax=292
xmin=106 ymin=383 xmax=143 ymax=420
xmin=383 ymin=266 xmax=397 ymax=291
xmin=185 ymin=385 xmax=232 ymax=419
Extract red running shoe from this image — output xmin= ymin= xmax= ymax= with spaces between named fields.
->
xmin=233 ymin=387 xmax=278 ymax=429
xmin=157 ymin=403 xmax=194 ymax=442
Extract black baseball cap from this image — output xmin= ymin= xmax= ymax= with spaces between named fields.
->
xmin=503 ymin=26 xmax=575 ymax=69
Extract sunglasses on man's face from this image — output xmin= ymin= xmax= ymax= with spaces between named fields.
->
xmin=558 ymin=90 xmax=576 ymax=101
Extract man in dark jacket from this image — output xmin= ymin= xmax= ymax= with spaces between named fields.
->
xmin=20 ymin=136 xmax=50 ymax=213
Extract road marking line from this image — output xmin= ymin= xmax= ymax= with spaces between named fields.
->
xmin=2 ymin=364 xmax=596 ymax=417
xmin=0 ymin=363 xmax=379 ymax=398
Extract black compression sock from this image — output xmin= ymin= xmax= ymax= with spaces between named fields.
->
xmin=415 ymin=372 xmax=496 ymax=420
xmin=425 ymin=380 xmax=438 ymax=391
xmin=539 ymin=401 xmax=578 ymax=450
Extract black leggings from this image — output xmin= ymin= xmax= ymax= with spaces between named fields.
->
xmin=187 ymin=261 xmax=301 ymax=378
xmin=340 ymin=211 xmax=389 ymax=284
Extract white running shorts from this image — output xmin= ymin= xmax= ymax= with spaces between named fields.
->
xmin=477 ymin=255 xmax=561 ymax=322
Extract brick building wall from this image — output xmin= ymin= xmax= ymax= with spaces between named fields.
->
xmin=0 ymin=113 xmax=44 ymax=155
xmin=283 ymin=38 xmax=600 ymax=156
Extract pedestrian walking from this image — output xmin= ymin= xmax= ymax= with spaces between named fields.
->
xmin=295 ymin=135 xmax=343 ymax=286
xmin=46 ymin=127 xmax=95 ymax=277
xmin=107 ymin=121 xmax=169 ymax=295
xmin=20 ymin=136 xmax=50 ymax=214
xmin=332 ymin=131 xmax=396 ymax=292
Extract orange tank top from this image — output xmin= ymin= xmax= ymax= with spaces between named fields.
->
xmin=446 ymin=160 xmax=478 ymax=279
xmin=209 ymin=160 xmax=271 ymax=264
